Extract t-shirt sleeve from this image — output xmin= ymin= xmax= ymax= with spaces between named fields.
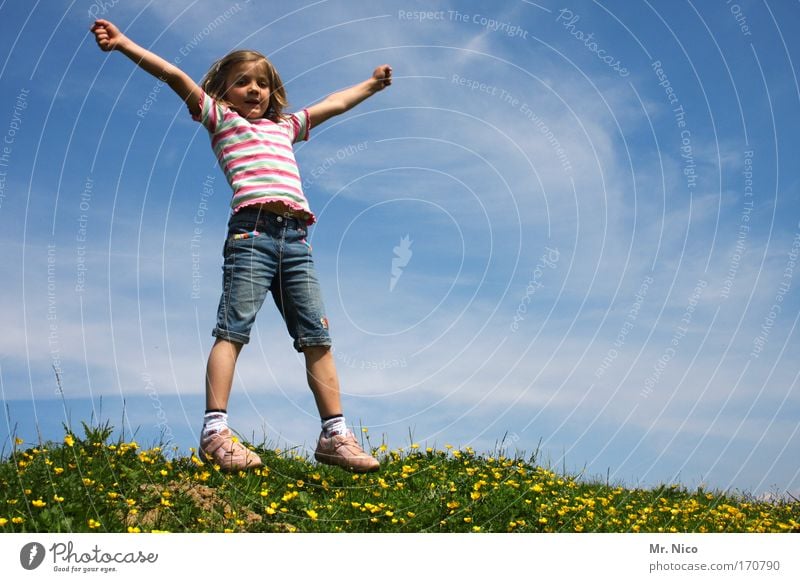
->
xmin=191 ymin=91 xmax=225 ymax=133
xmin=286 ymin=109 xmax=310 ymax=143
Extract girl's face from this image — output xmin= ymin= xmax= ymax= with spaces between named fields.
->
xmin=224 ymin=60 xmax=271 ymax=119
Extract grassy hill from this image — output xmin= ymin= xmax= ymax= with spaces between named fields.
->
xmin=2 ymin=421 xmax=798 ymax=533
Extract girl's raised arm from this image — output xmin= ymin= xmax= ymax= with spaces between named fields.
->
xmin=307 ymin=65 xmax=392 ymax=128
xmin=91 ymin=19 xmax=202 ymax=117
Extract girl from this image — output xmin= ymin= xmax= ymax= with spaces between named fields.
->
xmin=91 ymin=19 xmax=390 ymax=473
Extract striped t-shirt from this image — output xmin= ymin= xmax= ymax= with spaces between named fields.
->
xmin=193 ymin=91 xmax=315 ymax=224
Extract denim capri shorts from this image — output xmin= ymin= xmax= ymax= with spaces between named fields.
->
xmin=212 ymin=206 xmax=332 ymax=351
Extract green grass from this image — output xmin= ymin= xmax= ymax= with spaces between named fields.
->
xmin=2 ymin=421 xmax=798 ymax=533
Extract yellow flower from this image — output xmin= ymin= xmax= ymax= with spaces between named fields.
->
xmin=265 ymin=507 xmax=276 ymax=515
xmin=446 ymin=501 xmax=460 ymax=509
xmin=64 ymin=434 xmax=75 ymax=447
xmin=472 ymin=526 xmax=482 ymax=532
xmin=127 ymin=526 xmax=141 ymax=533
xmin=31 ymin=499 xmax=46 ymax=508
xmin=12 ymin=517 xmax=24 ymax=524
xmin=14 ymin=437 xmax=24 ymax=445
xmin=470 ymin=492 xmax=482 ymax=501
xmin=305 ymin=509 xmax=318 ymax=520
xmin=53 ymin=495 xmax=65 ymax=503
xmin=88 ymin=519 xmax=101 ymax=529
xmin=54 ymin=467 xmax=64 ymax=475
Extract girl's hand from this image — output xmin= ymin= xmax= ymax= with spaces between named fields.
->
xmin=373 ymin=65 xmax=392 ymax=90
xmin=91 ymin=19 xmax=127 ymax=52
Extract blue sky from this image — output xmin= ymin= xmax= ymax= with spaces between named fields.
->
xmin=0 ymin=0 xmax=798 ymax=497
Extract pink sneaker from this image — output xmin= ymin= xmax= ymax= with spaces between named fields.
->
xmin=199 ymin=428 xmax=262 ymax=472
xmin=314 ymin=431 xmax=379 ymax=473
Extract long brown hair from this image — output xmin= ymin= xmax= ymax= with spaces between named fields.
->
xmin=201 ymin=50 xmax=288 ymax=122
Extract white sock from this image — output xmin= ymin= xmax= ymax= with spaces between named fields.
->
xmin=321 ymin=415 xmax=348 ymax=438
xmin=202 ymin=411 xmax=228 ymax=437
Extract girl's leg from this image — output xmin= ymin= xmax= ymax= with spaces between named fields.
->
xmin=205 ymin=337 xmax=243 ymax=410
xmin=200 ymin=337 xmax=262 ymax=471
xmin=303 ymin=345 xmax=343 ymax=418
xmin=305 ymin=345 xmax=379 ymax=473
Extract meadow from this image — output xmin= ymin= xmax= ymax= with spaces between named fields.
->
xmin=2 ymin=421 xmax=798 ymax=533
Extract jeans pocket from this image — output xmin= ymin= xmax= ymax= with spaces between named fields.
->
xmin=229 ymin=229 xmax=261 ymax=242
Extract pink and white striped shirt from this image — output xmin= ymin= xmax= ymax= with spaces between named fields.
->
xmin=193 ymin=91 xmax=315 ymax=224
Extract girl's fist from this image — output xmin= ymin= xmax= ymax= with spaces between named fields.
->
xmin=373 ymin=65 xmax=392 ymax=89
xmin=91 ymin=19 xmax=124 ymax=52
